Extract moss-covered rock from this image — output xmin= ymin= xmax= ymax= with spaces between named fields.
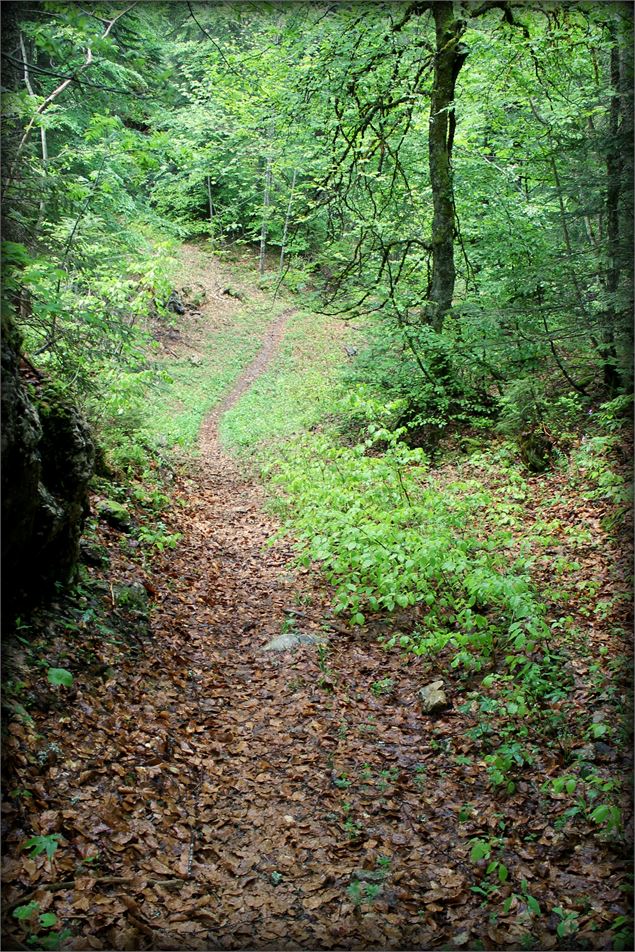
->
xmin=114 ymin=581 xmax=148 ymax=612
xmin=96 ymin=499 xmax=132 ymax=530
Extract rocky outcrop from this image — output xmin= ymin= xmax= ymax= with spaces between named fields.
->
xmin=1 ymin=316 xmax=95 ymax=617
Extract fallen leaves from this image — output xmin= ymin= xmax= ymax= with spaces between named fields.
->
xmin=2 ymin=290 xmax=633 ymax=951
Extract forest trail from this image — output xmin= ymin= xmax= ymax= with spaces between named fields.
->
xmin=198 ymin=304 xmax=297 ymax=459
xmin=3 ymin=251 xmax=629 ymax=951
xmin=82 ymin=264 xmax=452 ymax=949
xmin=3 ymin=253 xmax=458 ymax=950
xmin=3 ymin=0 xmax=633 ymax=945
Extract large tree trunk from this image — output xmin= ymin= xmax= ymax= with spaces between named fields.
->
xmin=426 ymin=3 xmax=466 ymax=332
xmin=601 ymin=7 xmax=634 ymax=393
xmin=603 ymin=35 xmax=623 ymax=393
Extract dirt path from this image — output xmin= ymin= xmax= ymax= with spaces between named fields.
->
xmin=127 ymin=306 xmax=445 ymax=950
xmin=199 ymin=306 xmax=297 ymax=458
xmin=3 ymin=256 xmax=630 ymax=951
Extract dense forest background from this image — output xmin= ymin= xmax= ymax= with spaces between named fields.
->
xmin=1 ymin=2 xmax=633 ymax=951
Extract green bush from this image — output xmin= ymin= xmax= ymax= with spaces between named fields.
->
xmin=269 ymin=413 xmax=548 ymax=668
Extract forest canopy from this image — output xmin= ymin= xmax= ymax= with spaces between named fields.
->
xmin=2 ymin=0 xmax=633 ymax=459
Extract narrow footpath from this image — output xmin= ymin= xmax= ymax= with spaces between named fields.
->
xmin=3 ymin=263 xmax=628 ymax=952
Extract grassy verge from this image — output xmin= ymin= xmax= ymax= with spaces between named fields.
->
xmin=141 ymin=301 xmax=284 ymax=452
xmin=219 ymin=309 xmax=346 ymax=455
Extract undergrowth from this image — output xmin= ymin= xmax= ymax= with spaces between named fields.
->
xmin=220 ymin=309 xmax=344 ymax=454
xmin=220 ymin=329 xmax=632 ymax=847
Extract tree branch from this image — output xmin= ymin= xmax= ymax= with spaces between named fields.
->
xmin=2 ymin=3 xmax=136 ymax=199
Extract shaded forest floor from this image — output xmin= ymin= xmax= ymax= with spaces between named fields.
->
xmin=2 ymin=247 xmax=633 ymax=952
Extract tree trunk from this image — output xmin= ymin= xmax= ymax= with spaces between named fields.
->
xmin=259 ymin=157 xmax=272 ymax=277
xmin=206 ymin=175 xmax=215 ymax=247
xmin=259 ymin=123 xmax=274 ymax=277
xmin=279 ymin=168 xmax=297 ymax=271
xmin=603 ymin=31 xmax=624 ymax=393
xmin=426 ymin=3 xmax=466 ymax=332
xmin=19 ymin=33 xmax=48 ymax=227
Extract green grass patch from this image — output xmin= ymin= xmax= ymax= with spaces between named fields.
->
xmin=220 ymin=309 xmax=344 ymax=454
xmin=141 ymin=302 xmax=282 ymax=451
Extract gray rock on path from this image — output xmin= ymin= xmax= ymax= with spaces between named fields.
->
xmin=419 ymin=680 xmax=449 ymax=714
xmin=263 ymin=632 xmax=321 ymax=652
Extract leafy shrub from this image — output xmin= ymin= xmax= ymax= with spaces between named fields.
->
xmin=343 ymin=321 xmax=495 ymax=448
xmin=270 ymin=415 xmax=548 ymax=669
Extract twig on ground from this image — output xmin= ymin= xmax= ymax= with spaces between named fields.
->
xmin=3 ymin=875 xmax=187 ymax=917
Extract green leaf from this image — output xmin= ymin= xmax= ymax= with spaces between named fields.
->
xmin=498 ymin=863 xmax=509 ymax=883
xmin=13 ymin=901 xmax=40 ymax=921
xmin=39 ymin=913 xmax=58 ymax=928
xmin=590 ymin=804 xmax=610 ymax=824
xmin=47 ymin=668 xmax=73 ymax=687
xmin=470 ymin=839 xmax=491 ymax=863
xmin=526 ymin=895 xmax=541 ymax=915
xmin=24 ymin=833 xmax=60 ymax=859
xmin=589 ymin=722 xmax=607 ymax=738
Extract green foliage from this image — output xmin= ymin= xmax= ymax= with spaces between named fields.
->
xmin=269 ymin=412 xmax=547 ymax=679
xmin=46 ymin=667 xmax=73 ymax=687
xmin=544 ymin=767 xmax=623 ymax=837
xmin=23 ymin=833 xmax=60 ymax=860
xmin=502 ymin=880 xmax=541 ymax=918
xmin=13 ymin=902 xmax=40 ymax=922
xmin=136 ymin=523 xmax=181 ymax=552
xmin=343 ymin=321 xmax=496 ymax=448
xmin=12 ymin=900 xmax=69 ymax=950
xmin=370 ymin=677 xmax=394 ymax=698
xmin=470 ymin=839 xmax=492 ymax=863
xmin=554 ymin=906 xmax=580 ymax=939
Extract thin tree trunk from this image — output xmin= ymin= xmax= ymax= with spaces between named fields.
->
xmin=19 ymin=33 xmax=48 ymax=226
xmin=206 ymin=175 xmax=214 ymax=247
xmin=3 ymin=4 xmax=135 ymax=200
xmin=259 ymin=126 xmax=274 ymax=277
xmin=279 ymin=168 xmax=297 ymax=271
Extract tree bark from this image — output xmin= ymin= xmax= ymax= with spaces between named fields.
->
xmin=19 ymin=32 xmax=48 ymax=227
xmin=279 ymin=168 xmax=297 ymax=271
xmin=426 ymin=3 xmax=466 ymax=332
xmin=259 ymin=122 xmax=275 ymax=277
xmin=601 ymin=13 xmax=633 ymax=394
xmin=259 ymin=156 xmax=272 ymax=277
xmin=206 ymin=175 xmax=215 ymax=247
